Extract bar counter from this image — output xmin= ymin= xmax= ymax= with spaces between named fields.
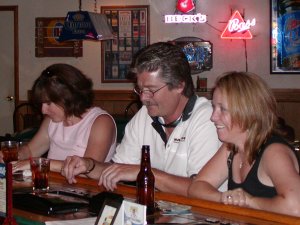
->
xmin=12 ymin=172 xmax=300 ymax=225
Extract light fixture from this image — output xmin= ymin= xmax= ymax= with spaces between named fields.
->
xmin=58 ymin=0 xmax=114 ymax=41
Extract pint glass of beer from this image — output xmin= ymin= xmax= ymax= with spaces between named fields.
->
xmin=30 ymin=157 xmax=50 ymax=193
xmin=1 ymin=141 xmax=19 ymax=163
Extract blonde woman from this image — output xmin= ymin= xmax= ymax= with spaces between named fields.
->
xmin=188 ymin=71 xmax=300 ymax=217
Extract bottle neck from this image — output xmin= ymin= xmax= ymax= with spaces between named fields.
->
xmin=140 ymin=148 xmax=151 ymax=169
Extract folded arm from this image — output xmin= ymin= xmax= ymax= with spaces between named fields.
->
xmin=244 ymin=144 xmax=300 ymax=216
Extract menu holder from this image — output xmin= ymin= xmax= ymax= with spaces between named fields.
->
xmin=91 ymin=192 xmax=146 ymax=225
xmin=113 ymin=200 xmax=147 ymax=225
xmin=94 ymin=199 xmax=122 ymax=225
xmin=0 ymin=163 xmax=17 ymax=225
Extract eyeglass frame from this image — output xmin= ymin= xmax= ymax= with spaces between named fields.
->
xmin=133 ymin=84 xmax=168 ymax=98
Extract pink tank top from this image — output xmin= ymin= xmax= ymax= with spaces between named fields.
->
xmin=47 ymin=107 xmax=116 ymax=162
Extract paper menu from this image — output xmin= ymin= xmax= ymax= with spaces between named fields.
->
xmin=114 ymin=200 xmax=146 ymax=225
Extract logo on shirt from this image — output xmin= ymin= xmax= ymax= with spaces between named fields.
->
xmin=174 ymin=137 xmax=186 ymax=143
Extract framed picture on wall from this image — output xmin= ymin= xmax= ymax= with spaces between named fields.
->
xmin=170 ymin=37 xmax=213 ymax=75
xmin=270 ymin=0 xmax=300 ymax=74
xmin=35 ymin=17 xmax=82 ymax=57
xmin=101 ymin=5 xmax=150 ymax=83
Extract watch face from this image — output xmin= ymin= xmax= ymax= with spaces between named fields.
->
xmin=171 ymin=37 xmax=213 ymax=74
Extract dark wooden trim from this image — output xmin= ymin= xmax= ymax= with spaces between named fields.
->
xmin=196 ymin=89 xmax=300 ymax=102
xmin=0 ymin=6 xmax=19 ymax=105
xmin=14 ymin=6 xmax=19 ymax=105
xmin=93 ymin=90 xmax=138 ymax=101
xmin=272 ymin=89 xmax=300 ymax=102
xmin=24 ymin=89 xmax=300 ymax=138
xmin=28 ymin=89 xmax=139 ymax=102
xmin=29 ymin=88 xmax=300 ymax=103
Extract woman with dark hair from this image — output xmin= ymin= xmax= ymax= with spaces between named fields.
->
xmin=188 ymin=71 xmax=300 ymax=217
xmin=10 ymin=63 xmax=116 ymax=173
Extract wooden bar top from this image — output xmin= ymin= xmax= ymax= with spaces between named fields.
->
xmin=12 ymin=172 xmax=300 ymax=225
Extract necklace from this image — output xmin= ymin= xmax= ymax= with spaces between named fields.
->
xmin=158 ymin=114 xmax=182 ymax=128
xmin=239 ymin=152 xmax=245 ymax=169
xmin=239 ymin=162 xmax=244 ymax=169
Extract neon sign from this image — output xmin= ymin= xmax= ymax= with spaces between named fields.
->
xmin=221 ymin=10 xmax=256 ymax=39
xmin=165 ymin=13 xmax=207 ymax=23
xmin=165 ymin=0 xmax=207 ymax=24
xmin=176 ymin=0 xmax=195 ymax=13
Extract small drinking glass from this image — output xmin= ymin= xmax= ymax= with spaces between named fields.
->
xmin=1 ymin=141 xmax=19 ymax=163
xmin=30 ymin=157 xmax=50 ymax=193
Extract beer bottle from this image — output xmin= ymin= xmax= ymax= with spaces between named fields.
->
xmin=136 ymin=145 xmax=155 ymax=215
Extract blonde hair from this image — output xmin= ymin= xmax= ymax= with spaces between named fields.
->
xmin=214 ymin=71 xmax=278 ymax=163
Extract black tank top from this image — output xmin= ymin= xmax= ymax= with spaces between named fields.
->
xmin=227 ymin=135 xmax=297 ymax=198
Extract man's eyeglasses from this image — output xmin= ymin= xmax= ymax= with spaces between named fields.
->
xmin=133 ymin=84 xmax=168 ymax=98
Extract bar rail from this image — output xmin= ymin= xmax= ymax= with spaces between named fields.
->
xmin=12 ymin=172 xmax=300 ymax=225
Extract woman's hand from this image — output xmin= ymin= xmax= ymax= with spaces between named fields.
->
xmin=221 ymin=188 xmax=251 ymax=207
xmin=12 ymin=159 xmax=30 ymax=172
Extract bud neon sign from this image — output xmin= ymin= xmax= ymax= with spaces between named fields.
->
xmin=221 ymin=10 xmax=256 ymax=39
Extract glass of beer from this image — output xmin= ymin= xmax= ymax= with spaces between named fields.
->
xmin=30 ymin=157 xmax=50 ymax=193
xmin=1 ymin=141 xmax=19 ymax=163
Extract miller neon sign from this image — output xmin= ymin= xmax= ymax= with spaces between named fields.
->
xmin=221 ymin=10 xmax=256 ymax=39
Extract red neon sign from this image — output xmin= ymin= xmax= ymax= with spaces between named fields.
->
xmin=176 ymin=0 xmax=195 ymax=13
xmin=221 ymin=10 xmax=256 ymax=39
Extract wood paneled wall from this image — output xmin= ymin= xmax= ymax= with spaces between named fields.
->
xmin=275 ymin=89 xmax=300 ymax=141
xmin=93 ymin=90 xmax=139 ymax=117
xmin=92 ymin=89 xmax=300 ymax=140
xmin=25 ymin=89 xmax=300 ymax=140
xmin=198 ymin=89 xmax=300 ymax=140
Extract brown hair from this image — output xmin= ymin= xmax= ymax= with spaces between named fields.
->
xmin=131 ymin=42 xmax=194 ymax=97
xmin=32 ymin=63 xmax=94 ymax=118
xmin=214 ymin=71 xmax=278 ymax=163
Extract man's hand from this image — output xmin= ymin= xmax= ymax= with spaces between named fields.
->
xmin=99 ymin=163 xmax=140 ymax=191
xmin=61 ymin=155 xmax=88 ymax=184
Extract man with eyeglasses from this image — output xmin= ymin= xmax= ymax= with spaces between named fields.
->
xmin=62 ymin=42 xmax=223 ymax=196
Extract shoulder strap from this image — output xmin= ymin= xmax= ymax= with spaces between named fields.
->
xmin=227 ymin=151 xmax=234 ymax=168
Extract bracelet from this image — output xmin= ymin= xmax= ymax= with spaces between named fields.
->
xmin=83 ymin=157 xmax=95 ymax=175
